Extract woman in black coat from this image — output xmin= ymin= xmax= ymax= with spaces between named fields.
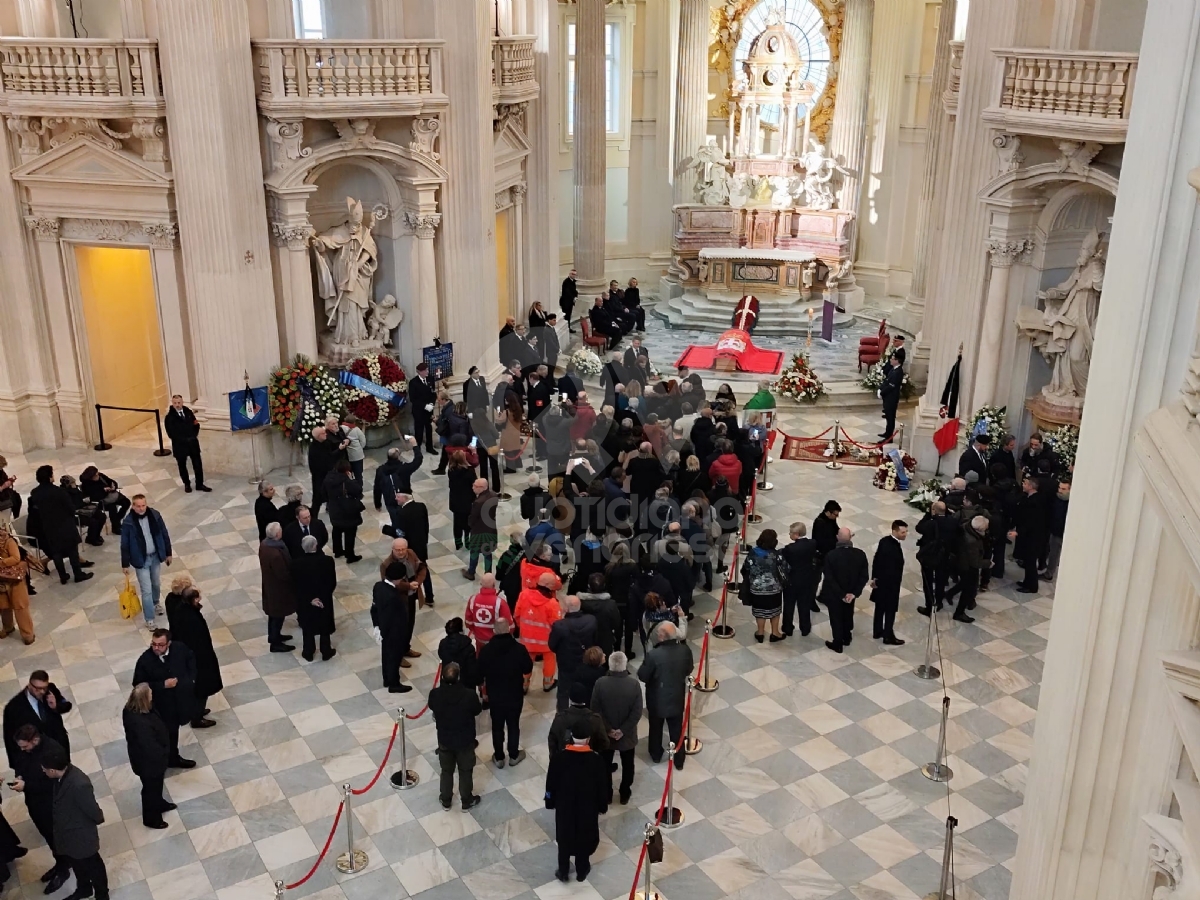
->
xmin=545 ymin=739 xmax=611 ymax=882
xmin=28 ymin=466 xmax=92 ymax=585
xmin=165 ymin=585 xmax=221 ymax=727
xmin=322 ymin=461 xmax=364 ymax=563
xmin=291 ymin=537 xmax=337 ymax=661
xmin=254 ymin=481 xmax=279 ymax=542
xmin=123 ymin=684 xmax=171 ymax=828
xmin=446 ymin=451 xmax=478 ymax=550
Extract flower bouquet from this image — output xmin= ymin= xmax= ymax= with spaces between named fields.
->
xmin=773 ymin=352 xmax=826 ymax=403
xmin=906 ymin=477 xmax=947 ymax=513
xmin=1044 ymin=423 xmax=1079 ymax=479
xmin=268 ymin=355 xmax=344 ymax=442
xmin=873 ymin=453 xmax=917 ymax=491
xmin=342 ymin=352 xmax=407 ymax=427
xmin=968 ymin=404 xmax=1007 ymax=448
xmin=570 ymin=348 xmax=603 ymax=379
xmin=860 ymin=362 xmax=915 ymax=399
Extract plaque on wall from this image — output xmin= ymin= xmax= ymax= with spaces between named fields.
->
xmin=733 ymin=263 xmax=779 ymax=284
xmin=712 ymin=262 xmax=726 ymax=283
xmin=785 ymin=266 xmax=800 ymax=288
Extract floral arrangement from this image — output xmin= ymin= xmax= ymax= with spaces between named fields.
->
xmin=968 ymin=404 xmax=1007 ymax=449
xmin=342 ymin=352 xmax=407 ymax=427
xmin=773 ymin=352 xmax=826 ymax=402
xmin=570 ymin=348 xmax=603 ymax=379
xmin=906 ymin=477 xmax=947 ymax=513
xmin=268 ymin=355 xmax=344 ymax=442
xmin=860 ymin=362 xmax=915 ymax=399
xmin=1045 ymin=424 xmax=1079 ymax=479
xmin=873 ymin=453 xmax=918 ymax=491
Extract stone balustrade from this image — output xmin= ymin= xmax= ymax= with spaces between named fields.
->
xmin=253 ymin=40 xmax=447 ymax=118
xmin=492 ymin=36 xmax=539 ymax=107
xmin=0 ymin=38 xmax=163 ymax=115
xmin=942 ymin=40 xmax=963 ymax=115
xmin=983 ymin=48 xmax=1138 ymax=143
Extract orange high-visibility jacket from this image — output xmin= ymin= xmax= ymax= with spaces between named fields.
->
xmin=520 ymin=558 xmax=562 ymax=592
xmin=514 ymin=587 xmax=562 ymax=649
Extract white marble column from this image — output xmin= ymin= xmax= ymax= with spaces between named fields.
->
xmin=827 ymin=0 xmax=875 ymax=228
xmin=393 ymin=212 xmax=441 ymax=371
xmin=1011 ymin=0 xmax=1200 ymax=896
xmin=146 ymin=231 xmax=195 ymax=403
xmin=15 ymin=0 xmax=63 ymax=36
xmin=524 ymin=0 xmax=559 ymax=307
xmin=909 ymin=0 xmax=1019 ymax=467
xmin=673 ymin=0 xmax=709 ymax=205
xmin=573 ymin=0 xmax=607 ymax=294
xmin=155 ymin=0 xmax=282 ymax=469
xmin=513 ymin=184 xmax=527 ymax=314
xmin=266 ymin=188 xmax=318 ymax=362
xmin=903 ymin=0 xmax=959 ymax=334
xmin=971 ymin=239 xmax=1029 ymax=408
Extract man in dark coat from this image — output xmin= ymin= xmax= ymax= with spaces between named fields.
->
xmin=374 ymin=564 xmax=414 ymax=694
xmin=395 ymin=495 xmax=434 ymax=603
xmin=131 ymin=629 xmax=197 ymax=768
xmin=462 ymin=367 xmax=491 ymax=416
xmin=408 ymin=363 xmax=438 ymax=453
xmin=122 ymin=687 xmax=171 ymax=829
xmin=637 ymin=622 xmax=693 ymax=769
xmin=526 ymin=372 xmax=553 ymax=457
xmin=1009 ymin=476 xmax=1049 ymax=593
xmin=283 ymin=505 xmax=329 ymax=558
xmin=292 ymin=537 xmax=337 ymax=661
xmin=4 ymin=671 xmax=72 ymax=769
xmin=42 ymin=745 xmax=107 ymax=900
xmin=427 ymin=662 xmax=482 ymax=811
xmin=915 ymin=502 xmax=954 ymax=615
xmin=869 ymin=521 xmax=908 ymax=645
xmin=560 ymin=269 xmax=578 ymax=330
xmin=548 ymin=597 xmax=598 ymax=712
xmin=545 ymin=732 xmax=610 ymax=883
xmin=818 ymin=529 xmax=869 ymax=654
xmin=811 ymin=500 xmax=841 ymax=613
xmin=259 ymin=523 xmax=296 ymax=652
xmin=164 ymin=394 xmax=210 ymax=493
xmin=953 ymin=515 xmax=992 ymax=623
xmin=590 ymin=651 xmax=641 ymax=804
xmin=577 ymin=574 xmax=621 ymax=657
xmin=520 ymin=477 xmax=552 ymax=528
xmin=306 ymin=427 xmax=342 ymax=521
xmin=958 ymin=433 xmax=992 ymax=485
xmin=989 ymin=435 xmax=1018 ymax=483
xmin=29 ymin=466 xmax=93 ymax=584
xmin=589 ymin=298 xmax=622 ymax=350
xmin=548 ymin=681 xmax=609 ymax=756
xmin=558 ymin=366 xmax=584 ymax=404
xmin=879 ymin=363 xmax=904 ymax=440
xmin=164 ymin=587 xmax=221 ymax=728
xmin=374 ymin=440 xmax=423 ymax=535
xmin=599 ymin=353 xmax=625 ymax=407
xmin=11 ymin=725 xmax=69 ymax=889
xmin=477 ymin=618 xmax=532 ymax=767
xmin=780 ymin=522 xmax=818 ymax=637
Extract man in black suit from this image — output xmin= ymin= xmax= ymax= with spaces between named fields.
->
xmin=869 ymin=521 xmax=908 ymax=645
xmin=600 ymin=352 xmax=625 ymax=408
xmin=131 ymin=629 xmax=197 ymax=768
xmin=1009 ymin=476 xmax=1048 ymax=593
xmin=526 ymin=371 xmax=553 ymax=460
xmin=492 ymin=372 xmax=517 ymax=412
xmin=879 ymin=363 xmax=904 ymax=440
xmin=558 ymin=365 xmax=583 ymax=404
xmin=408 ymin=363 xmax=437 ymax=453
xmin=622 ymin=337 xmax=649 ymax=372
xmin=395 ymin=495 xmax=433 ymax=604
xmin=915 ymin=501 xmax=954 ymax=615
xmin=780 ymin=523 xmax=818 ymax=637
xmin=282 ymin=506 xmax=329 ymax=558
xmin=164 ymin=395 xmax=210 ymax=493
xmin=957 ymin=433 xmax=992 ymax=484
xmin=989 ymin=434 xmax=1018 ymax=483
xmin=589 ymin=298 xmax=622 ymax=350
xmin=463 ymin=367 xmax=490 ymax=417
xmin=4 ymin=671 xmax=72 ymax=769
xmin=11 ymin=724 xmax=70 ymax=891
xmin=543 ymin=314 xmax=562 ymax=373
xmin=374 ymin=564 xmax=413 ymax=693
xmin=560 ymin=269 xmax=578 ymax=332
xmin=884 ymin=334 xmax=906 ymax=371
xmin=818 ymin=528 xmax=869 ymax=654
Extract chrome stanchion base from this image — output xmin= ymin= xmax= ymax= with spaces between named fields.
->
xmin=336 ymin=849 xmax=369 ymax=874
xmin=498 ymin=492 xmax=512 ymax=501
xmin=914 ymin=664 xmax=941 ymax=680
xmin=633 ymin=893 xmax=661 ymax=900
xmin=825 ymin=461 xmax=843 ymax=470
xmin=696 ymin=678 xmax=719 ymax=693
xmin=921 ymin=762 xmax=953 ymax=783
xmin=684 ymin=737 xmax=703 ymax=755
xmin=656 ymin=807 xmax=684 ymax=829
xmin=711 ymin=625 xmax=735 ymax=639
xmin=524 ymin=464 xmax=542 ymax=473
xmin=757 ymin=481 xmax=774 ymax=492
xmin=390 ymin=770 xmax=419 ymax=791
xmin=747 ymin=513 xmax=763 ymax=524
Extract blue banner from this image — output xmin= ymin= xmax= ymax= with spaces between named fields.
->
xmin=886 ymin=448 xmax=911 ymax=491
xmin=423 ymin=343 xmax=454 ymax=381
xmin=229 ymin=386 xmax=269 ymax=431
xmin=337 ymin=370 xmax=407 ymax=409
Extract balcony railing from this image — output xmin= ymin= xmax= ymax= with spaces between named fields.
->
xmin=983 ymin=49 xmax=1138 ymax=143
xmin=0 ymin=38 xmax=163 ymax=115
xmin=492 ymin=36 xmax=538 ymax=107
xmin=942 ymin=40 xmax=963 ymax=115
xmin=253 ymin=40 xmax=447 ymax=117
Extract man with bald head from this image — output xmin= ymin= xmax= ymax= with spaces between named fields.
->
xmin=548 ymin=596 xmax=598 ymax=712
xmin=915 ymin=500 xmax=954 ymax=615
xmin=393 ymin=491 xmax=433 ymax=605
xmin=817 ymin=527 xmax=870 ymax=654
xmin=464 ymin=479 xmax=500 ymax=581
xmin=637 ymin=621 xmax=693 ymax=770
xmin=380 ymin=537 xmax=426 ymax=664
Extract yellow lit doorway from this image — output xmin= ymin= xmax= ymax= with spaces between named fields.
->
xmin=75 ymin=246 xmax=169 ymax=441
xmin=495 ymin=208 xmax=512 ymax=329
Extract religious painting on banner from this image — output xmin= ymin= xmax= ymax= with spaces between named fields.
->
xmin=229 ymin=386 xmax=269 ymax=431
xmin=422 ymin=342 xmax=454 ymax=382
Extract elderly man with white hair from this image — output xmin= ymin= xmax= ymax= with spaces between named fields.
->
xmin=548 ymin=595 xmax=598 ymax=712
xmin=306 ymin=425 xmax=343 ymax=520
xmin=259 ymin=521 xmax=296 ymax=652
xmin=590 ymin=650 xmax=642 ymax=804
xmin=817 ymin=527 xmax=870 ymax=654
xmin=637 ymin=621 xmax=693 ymax=771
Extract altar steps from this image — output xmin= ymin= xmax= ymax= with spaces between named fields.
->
xmin=653 ymin=292 xmax=854 ymax=335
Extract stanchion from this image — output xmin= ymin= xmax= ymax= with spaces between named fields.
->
xmin=524 ymin=435 xmax=542 ymax=474
xmin=656 ymin=743 xmax=684 ymax=828
xmin=696 ymin=621 xmax=720 ymax=689
xmin=683 ymin=677 xmax=703 ymax=755
xmin=712 ymin=589 xmax=735 ymax=639
xmin=923 ymin=816 xmax=958 ymax=900
xmin=633 ymin=824 xmax=660 ymax=900
xmin=825 ymin=420 xmax=843 ymax=470
xmin=274 ymin=880 xmax=285 ymax=899
xmin=389 ymin=707 xmax=419 ymax=790
xmin=724 ymin=545 xmax=742 ymax=592
xmin=335 ymin=783 xmax=368 ymax=873
xmin=757 ymin=452 xmax=774 ymax=493
xmin=914 ymin=609 xmax=941 ymax=680
xmin=921 ymin=697 xmax=954 ymax=783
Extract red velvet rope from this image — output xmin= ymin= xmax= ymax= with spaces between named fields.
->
xmin=285 ymin=800 xmax=344 ymax=889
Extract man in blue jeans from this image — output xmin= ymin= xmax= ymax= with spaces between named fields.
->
xmin=120 ymin=495 xmax=173 ymax=631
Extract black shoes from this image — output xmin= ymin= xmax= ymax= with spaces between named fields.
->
xmin=555 ymin=870 xmax=569 ymax=883
xmin=196 ymin=484 xmax=212 ymax=492
xmin=755 ymin=634 xmax=764 ymax=643
xmin=388 ymin=684 xmax=413 ymax=693
xmin=184 ymin=485 xmax=193 ymax=493
xmin=169 ymin=756 xmax=196 ymax=769
xmin=769 ymin=634 xmax=784 ymax=643
xmin=825 ymin=641 xmax=843 ymax=654
xmin=43 ymin=870 xmax=68 ymax=894
xmin=322 ymin=649 xmax=337 ymax=661
xmin=269 ymin=643 xmax=294 ymax=653
xmin=144 ymin=820 xmax=168 ymax=830
xmin=619 ymin=788 xmax=631 ymax=805
xmin=345 ymin=555 xmax=362 ymax=563
xmin=883 ymin=637 xmax=905 ymax=646
xmin=190 ymin=718 xmax=216 ymax=728
xmin=74 ymin=572 xmax=94 ymax=583
xmin=953 ymin=612 xmax=975 ymax=624
xmin=462 ymin=794 xmax=481 ymax=811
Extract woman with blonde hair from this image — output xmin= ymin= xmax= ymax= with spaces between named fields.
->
xmin=123 ymin=684 xmax=172 ymax=828
xmin=0 ymin=522 xmax=33 ymax=643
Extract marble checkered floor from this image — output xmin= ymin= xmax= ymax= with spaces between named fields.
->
xmin=0 ymin=406 xmax=1043 ymax=900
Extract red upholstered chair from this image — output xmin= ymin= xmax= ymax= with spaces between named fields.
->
xmin=581 ymin=318 xmax=607 ymax=351
xmin=858 ymin=319 xmax=890 ymax=371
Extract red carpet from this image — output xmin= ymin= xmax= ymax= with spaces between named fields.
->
xmin=674 ymin=328 xmax=784 ymax=375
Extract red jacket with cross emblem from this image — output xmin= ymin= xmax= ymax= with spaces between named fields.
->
xmin=464 ymin=585 xmax=514 ymax=646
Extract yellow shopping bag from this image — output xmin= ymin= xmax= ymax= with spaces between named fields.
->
xmin=119 ymin=574 xmax=142 ymax=620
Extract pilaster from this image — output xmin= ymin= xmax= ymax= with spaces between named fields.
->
xmin=572 ymin=0 xmax=607 ymax=294
xmin=972 ymin=238 xmax=1032 ymax=408
xmin=827 ymin=0 xmax=874 ymax=238
xmin=524 ymin=0 xmax=560 ymax=306
xmin=672 ymin=0 xmax=709 ymax=205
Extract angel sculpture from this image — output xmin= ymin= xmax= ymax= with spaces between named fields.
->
xmin=366 ymin=294 xmax=405 ymax=346
xmin=796 ymin=139 xmax=846 ymax=211
xmin=680 ymin=139 xmax=733 ymax=206
xmin=768 ymin=175 xmax=793 ymax=209
xmin=729 ymin=173 xmax=756 ymax=209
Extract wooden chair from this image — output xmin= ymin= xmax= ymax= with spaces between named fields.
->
xmin=580 ymin=318 xmax=608 ymax=352
xmin=858 ymin=319 xmax=890 ymax=371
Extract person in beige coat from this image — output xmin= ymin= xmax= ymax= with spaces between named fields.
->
xmin=0 ymin=524 xmax=33 ymax=644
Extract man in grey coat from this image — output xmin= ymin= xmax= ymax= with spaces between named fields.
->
xmin=590 ymin=651 xmax=642 ymax=804
xmin=42 ymin=744 xmax=107 ymax=900
xmin=637 ymin=622 xmax=693 ymax=771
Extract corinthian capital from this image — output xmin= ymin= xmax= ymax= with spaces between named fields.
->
xmin=403 ymin=211 xmax=441 ymax=240
xmin=24 ymin=216 xmax=59 ymax=242
xmin=270 ymin=221 xmax=315 ymax=250
xmin=986 ymin=238 xmax=1033 ymax=268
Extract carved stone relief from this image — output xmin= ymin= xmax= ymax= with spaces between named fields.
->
xmin=1056 ymin=140 xmax=1103 ymax=175
xmin=987 ymin=238 xmax=1033 ymax=268
xmin=403 ymin=211 xmax=441 ymax=240
xmin=270 ymin=221 xmax=315 ymax=251
xmin=24 ymin=216 xmax=59 ymax=242
xmin=265 ymin=118 xmax=311 ymax=172
xmin=494 ymin=103 xmax=528 ymax=134
xmin=7 ymin=117 xmax=45 ymax=163
xmin=993 ymin=134 xmax=1025 ymax=175
xmin=410 ymin=117 xmax=442 ymax=161
xmin=333 ymin=118 xmax=378 ymax=149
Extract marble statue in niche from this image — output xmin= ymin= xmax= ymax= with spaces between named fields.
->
xmin=311 ymin=197 xmax=391 ymax=355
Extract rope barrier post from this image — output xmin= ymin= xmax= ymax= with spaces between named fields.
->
xmin=94 ymin=405 xmax=112 ymax=452
xmin=524 ymin=434 xmax=541 ymax=474
xmin=696 ymin=621 xmax=720 ymax=689
xmin=657 ymin=743 xmax=684 ymax=828
xmin=825 ymin=419 xmax=843 ymax=470
xmin=921 ymin=697 xmax=954 ymax=783
xmin=712 ymin=589 xmax=735 ymax=639
xmin=747 ymin=479 xmax=763 ymax=524
xmin=274 ymin=880 xmax=285 ymax=899
xmin=914 ymin=608 xmax=941 ymax=680
xmin=151 ymin=409 xmax=172 ymax=457
xmin=389 ymin=707 xmax=419 ymax=791
xmin=757 ymin=450 xmax=773 ymax=493
xmin=931 ymin=815 xmax=958 ymax=900
xmin=683 ymin=677 xmax=703 ymax=755
xmin=633 ymin=824 xmax=660 ymax=900
xmin=725 ymin=544 xmax=741 ymax=592
xmin=335 ymin=783 xmax=369 ymax=874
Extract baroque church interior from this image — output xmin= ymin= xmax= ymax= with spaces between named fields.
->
xmin=0 ymin=0 xmax=1196 ymax=899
